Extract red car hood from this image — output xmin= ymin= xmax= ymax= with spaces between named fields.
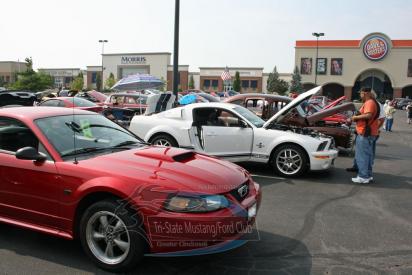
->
xmin=77 ymin=146 xmax=248 ymax=194
xmin=88 ymin=90 xmax=107 ymax=103
xmin=323 ymin=96 xmax=347 ymax=109
xmin=263 ymin=86 xmax=322 ymax=128
xmin=306 ymin=102 xmax=355 ymax=124
xmin=78 ymin=106 xmax=103 ymax=113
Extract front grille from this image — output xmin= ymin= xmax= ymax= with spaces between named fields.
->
xmin=229 ymin=181 xmax=250 ymax=202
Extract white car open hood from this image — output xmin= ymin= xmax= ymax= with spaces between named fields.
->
xmin=144 ymin=92 xmax=176 ymax=115
xmin=263 ymin=86 xmax=322 ymax=129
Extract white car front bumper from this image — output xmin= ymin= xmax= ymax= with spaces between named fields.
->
xmin=309 ymin=149 xmax=339 ymax=171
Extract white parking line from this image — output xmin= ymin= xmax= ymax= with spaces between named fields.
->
xmin=251 ymin=174 xmax=286 ymax=180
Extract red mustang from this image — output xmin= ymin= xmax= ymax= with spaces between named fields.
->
xmin=38 ymin=97 xmax=103 ymax=113
xmin=0 ymin=107 xmax=261 ymax=272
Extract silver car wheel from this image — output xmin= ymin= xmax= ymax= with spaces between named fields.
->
xmin=153 ymin=139 xmax=172 ymax=147
xmin=86 ymin=211 xmax=130 ymax=265
xmin=276 ymin=148 xmax=302 ymax=175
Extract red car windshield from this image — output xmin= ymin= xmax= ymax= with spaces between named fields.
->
xmin=68 ymin=97 xmax=98 ymax=107
xmin=35 ymin=114 xmax=144 ymax=160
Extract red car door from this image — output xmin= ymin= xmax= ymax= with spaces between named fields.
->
xmin=0 ymin=117 xmax=61 ymax=228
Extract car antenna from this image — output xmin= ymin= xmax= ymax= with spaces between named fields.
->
xmin=72 ymin=96 xmax=78 ymax=164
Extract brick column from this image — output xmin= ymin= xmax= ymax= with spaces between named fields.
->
xmin=393 ymin=88 xmax=402 ymax=99
xmin=344 ymin=86 xmax=352 ymax=101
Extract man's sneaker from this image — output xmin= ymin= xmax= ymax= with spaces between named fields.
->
xmin=346 ymin=167 xmax=358 ymax=172
xmin=352 ymin=176 xmax=370 ymax=184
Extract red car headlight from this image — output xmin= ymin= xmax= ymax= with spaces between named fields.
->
xmin=164 ymin=195 xmax=229 ymax=213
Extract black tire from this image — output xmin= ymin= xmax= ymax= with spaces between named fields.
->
xmin=150 ymin=134 xmax=178 ymax=147
xmin=271 ymin=144 xmax=309 ymax=177
xmin=79 ymin=199 xmax=147 ymax=273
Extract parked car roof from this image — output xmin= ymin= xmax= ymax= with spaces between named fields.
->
xmin=225 ymin=93 xmax=291 ymax=102
xmin=0 ymin=106 xmax=92 ymax=120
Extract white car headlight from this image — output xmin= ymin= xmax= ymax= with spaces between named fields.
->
xmin=317 ymin=141 xmax=328 ymax=151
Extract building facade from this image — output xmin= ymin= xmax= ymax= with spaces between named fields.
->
xmin=262 ymin=72 xmax=292 ymax=92
xmin=167 ymin=65 xmax=189 ymax=91
xmin=0 ymin=61 xmax=27 ymax=86
xmin=85 ymin=66 xmax=102 ymax=90
xmin=99 ymin=52 xmax=290 ymax=93
xmin=102 ymin=52 xmax=171 ymax=86
xmin=198 ymin=67 xmax=264 ymax=93
xmin=38 ymin=68 xmax=82 ymax=89
xmin=295 ymin=32 xmax=412 ymax=100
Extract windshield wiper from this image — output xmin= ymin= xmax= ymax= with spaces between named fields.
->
xmin=61 ymin=141 xmax=143 ymax=158
xmin=61 ymin=140 xmax=145 ymax=158
xmin=61 ymin=147 xmax=108 ymax=157
xmin=112 ymin=140 xmax=141 ymax=147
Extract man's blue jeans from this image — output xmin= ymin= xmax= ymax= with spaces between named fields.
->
xmin=353 ymin=135 xmax=379 ymax=169
xmin=385 ymin=118 xmax=394 ymax=131
xmin=355 ymin=135 xmax=377 ymax=179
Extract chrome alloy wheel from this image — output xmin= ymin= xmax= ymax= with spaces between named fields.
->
xmin=153 ymin=139 xmax=172 ymax=147
xmin=276 ymin=148 xmax=302 ymax=175
xmin=86 ymin=211 xmax=130 ymax=265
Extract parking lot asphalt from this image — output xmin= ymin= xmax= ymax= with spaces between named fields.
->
xmin=0 ymin=111 xmax=411 ymax=275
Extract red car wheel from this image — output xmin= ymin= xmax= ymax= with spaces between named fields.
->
xmin=79 ymin=199 xmax=147 ymax=272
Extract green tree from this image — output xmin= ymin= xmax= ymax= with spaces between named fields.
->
xmin=188 ymin=74 xmax=195 ymax=89
xmin=105 ymin=72 xmax=116 ymax=89
xmin=233 ymin=71 xmax=241 ymax=92
xmin=77 ymin=71 xmax=84 ymax=80
xmin=96 ymin=73 xmax=102 ymax=91
xmin=290 ymin=66 xmax=304 ymax=94
xmin=12 ymin=72 xmax=53 ymax=92
xmin=276 ymin=79 xmax=289 ymax=95
xmin=266 ymin=66 xmax=289 ymax=95
xmin=25 ymin=57 xmax=33 ymax=72
xmin=158 ymin=77 xmax=168 ymax=92
xmin=71 ymin=76 xmax=84 ymax=91
xmin=11 ymin=57 xmax=53 ymax=91
xmin=0 ymin=77 xmax=4 ymax=87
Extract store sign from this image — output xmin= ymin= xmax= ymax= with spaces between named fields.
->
xmin=121 ymin=56 xmax=147 ymax=64
xmin=363 ymin=36 xmax=389 ymax=61
xmin=42 ymin=70 xmax=79 ymax=77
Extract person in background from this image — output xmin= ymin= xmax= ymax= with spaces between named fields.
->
xmin=372 ymin=91 xmax=385 ymax=162
xmin=384 ymin=102 xmax=396 ymax=131
xmin=406 ymin=102 xmax=412 ymax=124
xmin=349 ymin=87 xmax=379 ymax=184
xmin=103 ymin=109 xmax=116 ymax=121
xmin=383 ymin=99 xmax=390 ymax=110
xmin=383 ymin=100 xmax=390 ymax=130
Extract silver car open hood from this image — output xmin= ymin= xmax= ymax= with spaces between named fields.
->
xmin=263 ymin=86 xmax=322 ymax=128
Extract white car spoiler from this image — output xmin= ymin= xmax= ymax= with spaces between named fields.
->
xmin=144 ymin=92 xmax=176 ymax=115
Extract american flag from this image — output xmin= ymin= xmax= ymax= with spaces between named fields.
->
xmin=221 ymin=67 xmax=232 ymax=81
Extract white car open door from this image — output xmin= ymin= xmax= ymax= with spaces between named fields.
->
xmin=195 ymin=108 xmax=253 ymax=161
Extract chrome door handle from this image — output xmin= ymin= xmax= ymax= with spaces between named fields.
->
xmin=205 ymin=132 xmax=217 ymax=136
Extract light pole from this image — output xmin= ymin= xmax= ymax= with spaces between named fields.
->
xmin=312 ymin=32 xmax=324 ymax=85
xmin=173 ymin=0 xmax=180 ymax=103
xmin=98 ymin=39 xmax=108 ymax=91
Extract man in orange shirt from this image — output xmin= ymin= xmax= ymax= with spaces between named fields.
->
xmin=351 ymin=87 xmax=379 ymax=183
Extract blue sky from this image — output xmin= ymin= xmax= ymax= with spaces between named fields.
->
xmin=1 ymin=0 xmax=411 ymax=72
